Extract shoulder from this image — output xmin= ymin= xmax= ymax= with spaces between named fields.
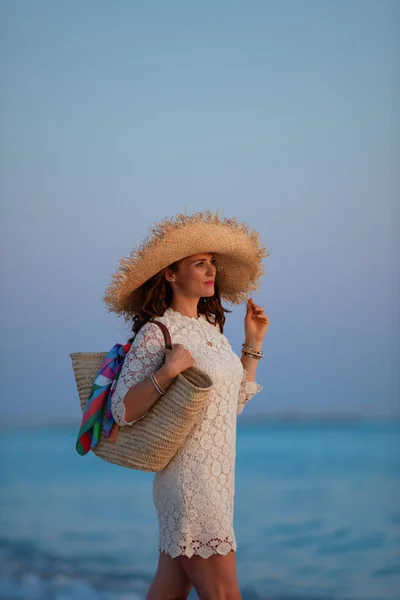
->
xmin=209 ymin=314 xmax=218 ymax=327
xmin=205 ymin=313 xmax=222 ymax=332
xmin=130 ymin=319 xmax=167 ymax=348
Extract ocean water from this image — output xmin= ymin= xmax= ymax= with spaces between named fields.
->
xmin=0 ymin=421 xmax=399 ymax=600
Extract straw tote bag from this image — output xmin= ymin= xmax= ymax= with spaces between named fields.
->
xmin=71 ymin=320 xmax=214 ymax=471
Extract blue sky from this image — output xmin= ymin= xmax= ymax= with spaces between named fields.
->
xmin=1 ymin=0 xmax=399 ymax=424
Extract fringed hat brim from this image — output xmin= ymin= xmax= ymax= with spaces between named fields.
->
xmin=103 ymin=209 xmax=270 ymax=320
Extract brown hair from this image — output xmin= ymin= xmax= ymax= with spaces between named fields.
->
xmin=127 ymin=260 xmax=231 ymax=343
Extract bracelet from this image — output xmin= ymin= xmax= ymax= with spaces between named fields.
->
xmin=242 ymin=350 xmax=263 ymax=360
xmin=130 ymin=373 xmax=164 ymax=425
xmin=130 ymin=409 xmax=150 ymax=424
xmin=150 ymin=372 xmax=166 ymax=395
xmin=242 ymin=343 xmax=264 ymax=357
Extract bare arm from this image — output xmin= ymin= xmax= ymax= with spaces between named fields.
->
xmin=240 ymin=337 xmax=263 ymax=381
xmin=122 ymin=363 xmax=177 ymax=423
xmin=237 ymin=337 xmax=264 ymax=416
xmin=111 ymin=321 xmax=194 ymax=426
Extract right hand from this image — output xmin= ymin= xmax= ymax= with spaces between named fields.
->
xmin=163 ymin=343 xmax=195 ymax=377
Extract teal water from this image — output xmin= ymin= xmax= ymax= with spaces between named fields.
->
xmin=0 ymin=421 xmax=399 ymax=599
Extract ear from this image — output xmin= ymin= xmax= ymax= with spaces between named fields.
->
xmin=163 ymin=267 xmax=175 ymax=283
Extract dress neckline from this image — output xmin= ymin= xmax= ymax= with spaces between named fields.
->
xmin=165 ymin=307 xmax=204 ymax=321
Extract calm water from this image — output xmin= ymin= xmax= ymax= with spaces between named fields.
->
xmin=0 ymin=421 xmax=399 ymax=600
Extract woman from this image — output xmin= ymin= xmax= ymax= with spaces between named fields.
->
xmin=103 ymin=210 xmax=270 ymax=599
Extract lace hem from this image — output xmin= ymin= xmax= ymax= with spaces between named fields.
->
xmin=159 ymin=536 xmax=237 ymax=559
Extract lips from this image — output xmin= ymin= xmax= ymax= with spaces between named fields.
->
xmin=205 ymin=280 xmax=215 ymax=284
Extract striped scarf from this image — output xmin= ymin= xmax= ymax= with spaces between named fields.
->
xmin=76 ymin=342 xmax=132 ymax=456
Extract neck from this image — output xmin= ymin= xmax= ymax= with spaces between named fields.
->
xmin=169 ymin=298 xmax=201 ymax=319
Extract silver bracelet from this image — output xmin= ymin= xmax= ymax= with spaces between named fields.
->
xmin=150 ymin=372 xmax=166 ymax=395
xmin=130 ymin=373 xmax=164 ymax=425
xmin=130 ymin=410 xmax=150 ymax=424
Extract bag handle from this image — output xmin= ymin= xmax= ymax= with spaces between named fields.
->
xmin=109 ymin=319 xmax=171 ymax=443
xmin=152 ymin=319 xmax=172 ymax=351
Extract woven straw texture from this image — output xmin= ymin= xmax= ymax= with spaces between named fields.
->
xmin=70 ymin=352 xmax=214 ymax=471
xmin=103 ymin=209 xmax=270 ymax=321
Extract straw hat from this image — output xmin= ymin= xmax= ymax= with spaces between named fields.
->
xmin=103 ymin=209 xmax=270 ymax=320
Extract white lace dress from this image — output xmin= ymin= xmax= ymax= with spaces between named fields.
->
xmin=111 ymin=307 xmax=263 ymax=559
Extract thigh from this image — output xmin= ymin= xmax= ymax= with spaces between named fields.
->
xmin=179 ymin=550 xmax=241 ymax=600
xmin=146 ymin=550 xmax=193 ymax=600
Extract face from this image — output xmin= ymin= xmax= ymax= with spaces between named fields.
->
xmin=165 ymin=253 xmax=217 ymax=298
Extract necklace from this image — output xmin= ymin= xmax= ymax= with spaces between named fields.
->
xmin=167 ymin=307 xmax=213 ymax=347
xmin=196 ymin=315 xmax=213 ymax=347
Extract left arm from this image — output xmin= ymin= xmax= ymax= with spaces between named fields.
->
xmin=237 ymin=298 xmax=269 ymax=415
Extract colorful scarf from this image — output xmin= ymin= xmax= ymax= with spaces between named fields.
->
xmin=76 ymin=342 xmax=132 ymax=456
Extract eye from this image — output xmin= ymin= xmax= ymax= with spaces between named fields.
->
xmin=196 ymin=259 xmax=216 ymax=267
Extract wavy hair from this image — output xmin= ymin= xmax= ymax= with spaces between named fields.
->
xmin=127 ymin=260 xmax=231 ymax=343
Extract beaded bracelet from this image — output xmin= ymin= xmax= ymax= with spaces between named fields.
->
xmin=150 ymin=372 xmax=166 ymax=395
xmin=242 ymin=350 xmax=263 ymax=360
xmin=242 ymin=343 xmax=264 ymax=357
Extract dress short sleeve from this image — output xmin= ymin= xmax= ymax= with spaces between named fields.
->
xmin=111 ymin=322 xmax=166 ymax=426
xmin=237 ymin=366 xmax=263 ymax=415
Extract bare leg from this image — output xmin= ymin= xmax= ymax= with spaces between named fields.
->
xmin=146 ymin=550 xmax=193 ymax=600
xmin=179 ymin=550 xmax=241 ymax=600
